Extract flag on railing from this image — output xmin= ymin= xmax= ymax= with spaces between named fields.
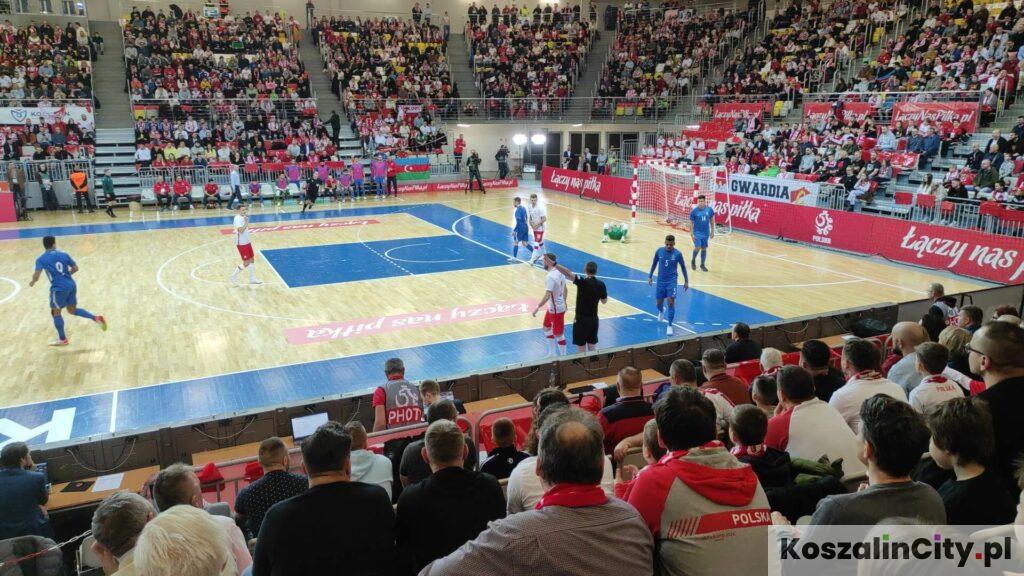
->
xmin=395 ymin=156 xmax=430 ymax=181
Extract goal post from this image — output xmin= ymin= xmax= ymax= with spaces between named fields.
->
xmin=632 ymin=159 xmax=730 ymax=233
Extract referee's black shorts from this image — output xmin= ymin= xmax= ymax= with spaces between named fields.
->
xmin=572 ymin=315 xmax=599 ymax=346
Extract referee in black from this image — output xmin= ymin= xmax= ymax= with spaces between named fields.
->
xmin=552 ymin=259 xmax=607 ymax=353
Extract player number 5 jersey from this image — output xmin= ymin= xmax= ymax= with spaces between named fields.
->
xmin=545 ymin=269 xmax=567 ymax=313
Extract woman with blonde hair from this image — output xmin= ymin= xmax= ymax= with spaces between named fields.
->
xmin=938 ymin=326 xmax=976 ymax=382
xmin=133 ymin=505 xmax=237 ymax=576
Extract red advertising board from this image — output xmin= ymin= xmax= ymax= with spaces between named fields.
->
xmin=803 ymin=101 xmax=876 ymax=124
xmin=891 ymin=102 xmax=979 ymax=133
xmin=712 ymin=102 xmax=771 ymax=121
xmin=541 ymin=166 xmax=634 ymax=205
xmin=397 ymin=178 xmax=518 ymax=193
xmin=714 ymin=195 xmax=1024 ymax=284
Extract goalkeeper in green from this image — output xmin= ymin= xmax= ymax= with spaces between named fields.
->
xmin=603 ymin=222 xmax=629 ymax=243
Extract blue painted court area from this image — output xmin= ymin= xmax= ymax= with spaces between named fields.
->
xmin=262 ymin=234 xmax=510 ymax=287
xmin=0 ymin=201 xmax=781 ymax=447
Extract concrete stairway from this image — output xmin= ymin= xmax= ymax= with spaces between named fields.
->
xmin=90 ymin=21 xmax=134 ymax=129
xmin=563 ymin=30 xmax=616 ymax=121
xmin=448 ymin=33 xmax=482 ymax=99
xmin=94 ymin=127 xmax=139 ymax=197
xmin=298 ymin=30 xmax=361 ymax=158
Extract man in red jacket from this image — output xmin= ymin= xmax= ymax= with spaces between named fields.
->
xmin=621 ymin=386 xmax=770 ymax=576
xmin=153 ymin=175 xmax=171 ymax=212
xmin=173 ymin=176 xmax=192 ymax=210
xmin=453 ymin=134 xmax=466 ymax=170
xmin=386 ymin=158 xmax=399 ymax=197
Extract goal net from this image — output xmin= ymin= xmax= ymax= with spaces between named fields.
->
xmin=633 ymin=161 xmax=730 ymax=233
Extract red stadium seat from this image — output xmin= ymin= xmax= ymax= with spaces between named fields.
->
xmin=728 ymin=359 xmax=762 ymax=383
xmin=894 ymin=191 xmax=913 ymax=205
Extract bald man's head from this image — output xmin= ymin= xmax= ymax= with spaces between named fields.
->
xmin=892 ymin=321 xmax=929 ymax=353
xmin=537 ymin=407 xmax=604 ymax=486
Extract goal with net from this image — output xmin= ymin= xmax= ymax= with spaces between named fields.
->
xmin=631 ymin=159 xmax=730 ymax=232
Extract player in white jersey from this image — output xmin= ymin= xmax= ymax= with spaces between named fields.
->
xmin=230 ymin=204 xmax=262 ymax=285
xmin=526 ymin=193 xmax=547 ymax=267
xmin=532 ymin=253 xmax=568 ymax=355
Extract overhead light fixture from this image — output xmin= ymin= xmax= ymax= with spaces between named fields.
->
xmin=512 ymin=133 xmax=528 ymax=146
xmin=572 ymin=123 xmax=583 ymax=127
xmin=457 ymin=123 xmax=471 ymax=128
xmin=531 ymin=134 xmax=547 ymax=145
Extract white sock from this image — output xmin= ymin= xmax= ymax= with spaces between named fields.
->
xmin=248 ymin=265 xmax=256 ymax=282
xmin=548 ymin=338 xmax=557 ymax=355
xmin=231 ymin=265 xmax=241 ymax=281
xmin=557 ymin=341 xmax=566 ymax=355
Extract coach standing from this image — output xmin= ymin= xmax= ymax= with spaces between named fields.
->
xmin=553 ymin=260 xmax=607 ymax=353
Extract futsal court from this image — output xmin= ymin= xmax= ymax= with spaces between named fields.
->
xmin=0 ymin=182 xmax=986 ymax=444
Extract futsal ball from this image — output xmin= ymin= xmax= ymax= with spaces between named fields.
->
xmin=603 ymin=222 xmax=629 ymax=243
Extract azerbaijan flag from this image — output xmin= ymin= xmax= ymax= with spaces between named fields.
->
xmin=395 ymin=156 xmax=430 ymax=181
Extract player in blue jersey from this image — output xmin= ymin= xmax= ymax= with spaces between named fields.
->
xmin=689 ymin=194 xmax=716 ymax=272
xmin=29 ymin=236 xmax=107 ymax=346
xmin=509 ymin=196 xmax=532 ymax=263
xmin=648 ymin=234 xmax=689 ymax=336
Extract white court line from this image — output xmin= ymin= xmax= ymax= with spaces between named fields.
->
xmin=542 ymin=198 xmax=926 ymax=295
xmin=156 ymin=237 xmax=326 ymax=323
xmin=109 ymin=390 xmax=118 ymax=433
xmin=596 ymin=276 xmax=866 ymax=290
xmin=0 ymin=277 xmax=22 ymax=304
xmin=383 ymin=243 xmax=464 ymax=264
xmin=448 ymin=205 xmax=698 ymax=335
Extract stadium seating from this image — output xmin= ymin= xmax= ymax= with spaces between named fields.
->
xmin=594 ymin=7 xmax=747 ymax=119
xmin=315 ymin=16 xmax=451 ymax=152
xmin=466 ymin=8 xmax=595 ymax=118
xmin=0 ymin=21 xmax=95 ymax=160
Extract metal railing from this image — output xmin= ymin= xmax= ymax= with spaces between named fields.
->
xmin=129 ymin=98 xmax=321 ymax=125
xmin=3 ymin=0 xmax=86 ymax=16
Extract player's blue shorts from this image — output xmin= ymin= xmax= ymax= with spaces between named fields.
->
xmin=50 ymin=285 xmax=77 ymax=309
xmin=514 ymin=225 xmax=529 ymax=243
xmin=693 ymin=234 xmax=709 ymax=249
xmin=655 ymin=282 xmax=677 ymax=300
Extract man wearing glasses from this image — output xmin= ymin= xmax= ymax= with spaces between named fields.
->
xmin=969 ymin=321 xmax=1024 ymax=493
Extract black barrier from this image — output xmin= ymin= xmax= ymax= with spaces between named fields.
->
xmin=30 ymin=284 xmax=1023 ymax=489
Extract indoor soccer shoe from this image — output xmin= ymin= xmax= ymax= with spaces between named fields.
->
xmin=49 ymin=338 xmax=69 ymax=347
xmin=700 ymin=265 xmax=709 ymax=272
xmin=667 ymin=326 xmax=674 ymax=336
xmin=95 ymin=315 xmax=108 ymax=331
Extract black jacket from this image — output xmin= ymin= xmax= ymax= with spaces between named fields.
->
xmin=395 ymin=467 xmax=505 ymax=575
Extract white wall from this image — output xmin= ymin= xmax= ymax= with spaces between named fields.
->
xmin=450 ymin=122 xmax=653 ymax=172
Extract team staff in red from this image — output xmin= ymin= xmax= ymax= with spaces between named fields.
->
xmin=373 ymin=358 xmax=423 ymax=431
xmin=154 ymin=175 xmax=171 ymax=211
xmin=386 ymin=158 xmax=399 ymax=197
xmin=453 ymin=134 xmax=466 ymax=170
xmin=173 ymin=176 xmax=192 ymax=210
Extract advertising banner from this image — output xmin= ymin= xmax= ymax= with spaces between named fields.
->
xmin=397 ymin=178 xmax=518 ymax=193
xmin=891 ymin=102 xmax=979 ymax=133
xmin=0 ymin=104 xmax=93 ymax=126
xmin=803 ymin=101 xmax=876 ymax=124
xmin=728 ymin=173 xmax=821 ymax=206
xmin=714 ymin=195 xmax=1024 ymax=284
xmin=712 ymin=102 xmax=771 ymax=121
xmin=541 ymin=166 xmax=634 ymax=205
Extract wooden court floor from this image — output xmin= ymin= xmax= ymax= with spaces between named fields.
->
xmin=0 ymin=184 xmax=986 ymax=412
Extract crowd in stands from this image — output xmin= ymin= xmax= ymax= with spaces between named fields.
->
xmin=131 ymin=110 xmax=336 ymax=167
xmin=856 ymin=0 xmax=1020 ymax=100
xmin=0 ymin=20 xmax=93 ymax=103
xmin=466 ymin=6 xmax=595 ymax=118
xmin=122 ymin=8 xmax=310 ymax=102
xmin=707 ymin=0 xmax=896 ymax=101
xmin=314 ymin=16 xmax=452 ymax=153
xmin=595 ymin=8 xmax=746 ymax=116
xmin=1 ymin=115 xmax=95 ymax=160
xmin=2 ymin=291 xmax=1022 ymax=575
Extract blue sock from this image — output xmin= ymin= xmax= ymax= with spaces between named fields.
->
xmin=691 ymin=249 xmax=698 ymax=264
xmin=513 ymin=245 xmax=519 ymax=258
xmin=667 ymin=304 xmax=676 ymax=325
xmin=657 ymin=301 xmax=664 ymax=313
xmin=700 ymin=250 xmax=707 ymax=266
xmin=73 ymin=308 xmax=95 ymax=321
xmin=53 ymin=315 xmax=66 ymax=340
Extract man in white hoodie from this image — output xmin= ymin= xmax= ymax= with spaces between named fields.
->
xmin=345 ymin=421 xmax=393 ymax=500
